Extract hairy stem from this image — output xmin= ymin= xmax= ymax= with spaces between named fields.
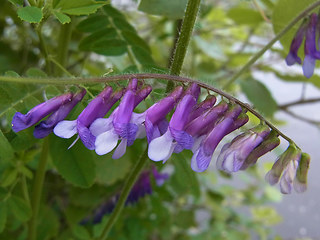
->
xmin=55 ymin=22 xmax=73 ymax=76
xmin=167 ymin=0 xmax=201 ymax=92
xmin=98 ymin=149 xmax=148 ymax=240
xmin=27 ymin=138 xmax=49 ymax=240
xmin=224 ymin=0 xmax=320 ymax=88
xmin=0 ymin=73 xmax=294 ymax=142
xmin=36 ymin=24 xmax=52 ymax=75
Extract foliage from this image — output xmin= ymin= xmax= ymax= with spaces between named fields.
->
xmin=0 ymin=0 xmax=317 ymax=239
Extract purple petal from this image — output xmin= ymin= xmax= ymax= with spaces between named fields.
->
xmin=77 ymin=121 xmax=96 ymax=150
xmin=113 ymin=122 xmax=138 ymax=146
xmin=112 ymin=139 xmax=128 ymax=159
xmin=170 ymin=127 xmax=194 ymax=150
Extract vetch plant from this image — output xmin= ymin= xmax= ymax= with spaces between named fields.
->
xmin=0 ymin=0 xmax=319 ymax=239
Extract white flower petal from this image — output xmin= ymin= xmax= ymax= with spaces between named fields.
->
xmin=90 ymin=118 xmax=113 ymax=136
xmin=95 ymin=130 xmax=119 ymax=155
xmin=53 ymin=120 xmax=77 ymax=138
xmin=191 ymin=135 xmax=205 ymax=153
xmin=191 ymin=149 xmax=201 ymax=172
xmin=148 ymin=130 xmax=174 ymax=162
xmin=112 ymin=138 xmax=127 ymax=159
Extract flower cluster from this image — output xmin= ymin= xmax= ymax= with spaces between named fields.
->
xmin=81 ymin=166 xmax=169 ymax=224
xmin=286 ymin=13 xmax=320 ymax=78
xmin=11 ymin=79 xmax=310 ymax=193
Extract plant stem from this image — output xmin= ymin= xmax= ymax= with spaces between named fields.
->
xmin=224 ymin=0 xmax=320 ymax=88
xmin=55 ymin=22 xmax=73 ymax=76
xmin=28 ymin=138 xmax=49 ymax=240
xmin=0 ymin=73 xmax=296 ymax=149
xmin=36 ymin=24 xmax=52 ymax=75
xmin=167 ymin=0 xmax=201 ymax=92
xmin=98 ymin=148 xmax=148 ymax=240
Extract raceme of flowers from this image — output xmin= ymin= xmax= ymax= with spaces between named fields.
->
xmin=11 ymin=78 xmax=310 ymax=194
xmin=286 ymin=13 xmax=320 ymax=78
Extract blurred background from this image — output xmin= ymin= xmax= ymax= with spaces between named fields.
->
xmin=0 ymin=0 xmax=320 ymax=239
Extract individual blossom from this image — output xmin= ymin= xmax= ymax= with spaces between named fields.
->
xmin=302 ymin=13 xmax=320 ymax=78
xmin=33 ymin=89 xmax=86 ymax=139
xmin=12 ymin=92 xmax=73 ymax=133
xmin=285 ymin=19 xmax=308 ymax=66
xmin=54 ymin=87 xmax=122 ymax=150
xmin=81 ymin=166 xmax=169 ymax=224
xmin=293 ymin=153 xmax=310 ymax=193
xmin=240 ymin=130 xmax=280 ymax=170
xmin=90 ymin=79 xmax=152 ymax=158
xmin=265 ymin=144 xmax=302 ymax=194
xmin=216 ymin=124 xmax=270 ymax=173
xmin=148 ymin=83 xmax=200 ymax=163
xmin=190 ymin=104 xmax=246 ymax=172
xmin=144 ymin=86 xmax=184 ymax=143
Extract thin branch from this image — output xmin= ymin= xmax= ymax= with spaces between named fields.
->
xmin=281 ymin=108 xmax=320 ymax=125
xmin=279 ymin=97 xmax=320 ymax=109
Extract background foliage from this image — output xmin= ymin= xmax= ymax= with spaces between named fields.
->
xmin=0 ymin=0 xmax=317 ymax=239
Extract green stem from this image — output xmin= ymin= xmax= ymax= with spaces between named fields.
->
xmin=36 ymin=24 xmax=52 ymax=75
xmin=224 ymin=0 xmax=320 ymax=88
xmin=98 ymin=149 xmax=148 ymax=240
xmin=21 ymin=175 xmax=31 ymax=207
xmin=55 ymin=22 xmax=73 ymax=76
xmin=28 ymin=0 xmax=37 ymax=6
xmin=0 ymin=73 xmax=293 ymax=142
xmin=167 ymin=0 xmax=201 ymax=91
xmin=28 ymin=138 xmax=49 ymax=240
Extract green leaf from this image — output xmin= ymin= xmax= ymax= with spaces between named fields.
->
xmin=53 ymin=11 xmax=71 ymax=24
xmin=53 ymin=0 xmax=106 ymax=16
xmin=79 ymin=28 xmax=117 ymax=50
xmin=95 ymin=154 xmax=131 ymax=185
xmin=37 ymin=206 xmax=60 ymax=240
xmin=72 ymin=225 xmax=91 ymax=240
xmin=138 ymin=0 xmax=188 ymax=19
xmin=272 ymin=0 xmax=317 ymax=51
xmin=0 ymin=130 xmax=14 ymax=163
xmin=76 ymin=15 xmax=110 ymax=32
xmin=17 ymin=6 xmax=43 ymax=23
xmin=170 ymin=152 xmax=200 ymax=198
xmin=227 ymin=7 xmax=263 ymax=25
xmin=0 ymin=168 xmax=18 ymax=188
xmin=91 ymin=39 xmax=128 ymax=56
xmin=240 ymin=78 xmax=278 ymax=118
xmin=26 ymin=67 xmax=48 ymax=77
xmin=0 ymin=202 xmax=7 ymax=233
xmin=8 ymin=195 xmax=32 ymax=222
xmin=50 ymin=136 xmax=96 ymax=188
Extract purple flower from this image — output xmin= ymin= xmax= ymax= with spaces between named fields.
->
xmin=190 ymin=104 xmax=244 ymax=172
xmin=81 ymin=166 xmax=169 ymax=224
xmin=12 ymin=92 xmax=73 ymax=133
xmin=302 ymin=13 xmax=320 ymax=78
xmin=33 ymin=89 xmax=86 ymax=139
xmin=293 ymin=153 xmax=310 ymax=193
xmin=144 ymin=86 xmax=183 ymax=143
xmin=240 ymin=130 xmax=280 ymax=170
xmin=148 ymin=84 xmax=200 ymax=163
xmin=265 ymin=144 xmax=302 ymax=194
xmin=90 ymin=79 xmax=152 ymax=158
xmin=285 ymin=19 xmax=308 ymax=66
xmin=216 ymin=124 xmax=270 ymax=173
xmin=54 ymin=87 xmax=121 ymax=150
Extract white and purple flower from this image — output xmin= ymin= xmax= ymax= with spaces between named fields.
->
xmin=90 ymin=79 xmax=152 ymax=158
xmin=54 ymin=87 xmax=121 ymax=150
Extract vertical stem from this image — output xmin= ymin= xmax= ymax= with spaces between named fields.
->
xmin=167 ymin=0 xmax=201 ymax=91
xmin=55 ymin=22 xmax=73 ymax=76
xmin=98 ymin=149 xmax=149 ymax=240
xmin=28 ymin=138 xmax=49 ymax=240
xmin=36 ymin=25 xmax=52 ymax=75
